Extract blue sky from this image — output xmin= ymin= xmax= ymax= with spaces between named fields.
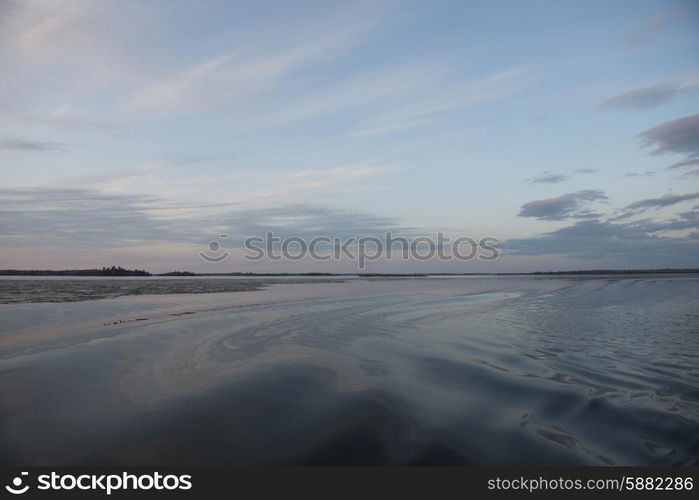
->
xmin=1 ymin=0 xmax=698 ymax=272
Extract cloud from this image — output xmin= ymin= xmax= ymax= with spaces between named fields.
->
xmin=0 ymin=188 xmax=408 ymax=249
xmin=0 ymin=188 xmax=192 ymax=246
xmin=262 ymin=65 xmax=443 ymax=126
xmin=1 ymin=0 xmax=396 ymax=125
xmin=162 ymin=152 xmax=235 ymax=166
xmin=48 ymin=165 xmax=161 ymax=193
xmin=0 ymin=0 xmax=142 ymax=88
xmin=287 ymin=164 xmax=395 ymax=182
xmin=632 ymin=209 xmax=699 ymax=233
xmin=525 ymin=169 xmax=595 ymax=185
xmin=518 ymin=190 xmax=607 ymax=221
xmin=624 ymin=171 xmax=655 ymax=178
xmin=526 ymin=172 xmax=570 ymax=184
xmin=0 ymin=187 xmax=421 ymax=270
xmin=218 ymin=161 xmax=399 ymax=206
xmin=348 ymin=66 xmax=531 ymax=138
xmin=667 ymin=158 xmax=699 ymax=170
xmin=131 ymin=4 xmax=392 ymax=113
xmin=624 ymin=192 xmax=699 ymax=211
xmin=637 ymin=114 xmax=699 ymax=162
xmin=238 ymin=63 xmax=530 ymax=137
xmin=211 ymin=204 xmax=409 ymax=245
xmin=626 ymin=11 xmax=675 ymax=48
xmin=0 ymin=112 xmax=125 ymax=134
xmin=30 ymin=158 xmax=400 ymax=217
xmin=347 ymin=120 xmax=425 ymax=139
xmin=600 ymin=81 xmax=699 ymax=110
xmin=682 ymin=169 xmax=699 ymax=177
xmin=0 ymin=138 xmax=66 ymax=152
xmin=504 ymin=217 xmax=699 ymax=267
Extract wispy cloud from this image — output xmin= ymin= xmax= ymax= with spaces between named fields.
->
xmin=229 ymin=161 xmax=400 ymax=205
xmin=0 ymin=138 xmax=66 ymax=152
xmin=2 ymin=0 xmax=396 ymax=123
xmin=41 ymin=158 xmax=401 ymax=214
xmin=131 ymin=4 xmax=393 ymax=113
xmin=624 ymin=171 xmax=655 ymax=178
xmin=262 ymin=65 xmax=444 ymax=127
xmin=202 ymin=161 xmax=398 ymax=205
xmin=525 ymin=169 xmax=596 ymax=184
xmin=48 ymin=165 xmax=161 ymax=193
xmin=667 ymin=158 xmax=699 ymax=170
xmin=347 ymin=121 xmax=424 ymax=139
xmin=625 ymin=192 xmax=699 ymax=211
xmin=0 ymin=0 xmax=151 ymax=126
xmin=0 ymin=112 xmax=125 ymax=134
xmin=526 ymin=172 xmax=570 ymax=184
xmin=637 ymin=114 xmax=699 ymax=168
xmin=161 ymin=152 xmax=236 ymax=166
xmin=600 ymin=81 xmax=699 ymax=110
xmin=349 ymin=67 xmax=531 ymax=137
xmin=626 ymin=10 xmax=677 ymax=48
xmin=518 ymin=190 xmax=607 ymax=221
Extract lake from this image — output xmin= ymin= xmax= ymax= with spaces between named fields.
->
xmin=0 ymin=275 xmax=697 ymax=465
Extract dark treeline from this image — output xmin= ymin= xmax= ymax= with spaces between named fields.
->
xmin=0 ymin=266 xmax=150 ymax=276
xmin=2 ymin=268 xmax=698 ymax=277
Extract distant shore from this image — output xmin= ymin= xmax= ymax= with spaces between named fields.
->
xmin=0 ymin=266 xmax=150 ymax=276
xmin=1 ymin=267 xmax=698 ymax=277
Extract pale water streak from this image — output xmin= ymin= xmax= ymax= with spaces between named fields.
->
xmin=0 ymin=276 xmax=697 ymax=465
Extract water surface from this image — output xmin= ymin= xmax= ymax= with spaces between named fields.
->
xmin=0 ymin=275 xmax=697 ymax=465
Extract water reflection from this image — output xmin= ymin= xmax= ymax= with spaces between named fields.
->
xmin=0 ymin=276 xmax=697 ymax=465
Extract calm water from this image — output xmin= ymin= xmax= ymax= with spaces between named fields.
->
xmin=0 ymin=275 xmax=698 ymax=465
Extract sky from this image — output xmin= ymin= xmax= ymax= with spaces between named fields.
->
xmin=1 ymin=0 xmax=698 ymax=273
